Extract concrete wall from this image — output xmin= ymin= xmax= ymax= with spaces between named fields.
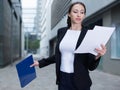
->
xmin=101 ymin=4 xmax=120 ymax=75
xmin=0 ymin=0 xmax=3 ymax=66
xmin=0 ymin=0 xmax=22 ymax=67
xmin=1 ymin=0 xmax=12 ymax=66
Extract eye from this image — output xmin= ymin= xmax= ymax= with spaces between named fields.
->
xmin=80 ymin=12 xmax=84 ymax=14
xmin=80 ymin=11 xmax=85 ymax=14
xmin=73 ymin=11 xmax=78 ymax=13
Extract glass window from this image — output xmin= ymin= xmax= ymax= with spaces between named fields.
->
xmin=111 ymin=23 xmax=120 ymax=59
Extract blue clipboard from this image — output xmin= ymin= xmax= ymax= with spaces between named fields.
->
xmin=16 ymin=55 xmax=36 ymax=88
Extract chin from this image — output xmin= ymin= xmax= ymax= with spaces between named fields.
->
xmin=75 ymin=22 xmax=81 ymax=24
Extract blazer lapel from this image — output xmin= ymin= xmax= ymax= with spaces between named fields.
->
xmin=75 ymin=27 xmax=88 ymax=50
xmin=58 ymin=27 xmax=68 ymax=44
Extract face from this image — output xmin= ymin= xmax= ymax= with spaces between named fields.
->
xmin=68 ymin=4 xmax=85 ymax=25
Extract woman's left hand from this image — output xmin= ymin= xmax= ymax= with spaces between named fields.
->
xmin=95 ymin=44 xmax=107 ymax=60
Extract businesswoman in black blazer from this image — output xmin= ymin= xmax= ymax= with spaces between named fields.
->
xmin=31 ymin=2 xmax=106 ymax=90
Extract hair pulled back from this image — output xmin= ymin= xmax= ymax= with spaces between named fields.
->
xmin=67 ymin=2 xmax=86 ymax=28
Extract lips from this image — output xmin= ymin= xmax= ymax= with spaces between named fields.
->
xmin=75 ymin=18 xmax=81 ymax=21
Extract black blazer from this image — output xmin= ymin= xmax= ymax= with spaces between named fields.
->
xmin=38 ymin=26 xmax=101 ymax=90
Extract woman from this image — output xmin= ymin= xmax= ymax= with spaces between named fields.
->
xmin=31 ymin=2 xmax=106 ymax=90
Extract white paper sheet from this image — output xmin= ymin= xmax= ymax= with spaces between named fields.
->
xmin=74 ymin=26 xmax=115 ymax=55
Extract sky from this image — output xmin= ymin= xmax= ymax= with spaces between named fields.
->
xmin=21 ymin=0 xmax=37 ymax=8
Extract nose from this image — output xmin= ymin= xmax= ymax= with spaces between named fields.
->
xmin=77 ymin=13 xmax=81 ymax=17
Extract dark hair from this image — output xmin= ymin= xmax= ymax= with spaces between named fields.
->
xmin=67 ymin=2 xmax=86 ymax=28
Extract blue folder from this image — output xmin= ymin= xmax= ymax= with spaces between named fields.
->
xmin=16 ymin=55 xmax=36 ymax=88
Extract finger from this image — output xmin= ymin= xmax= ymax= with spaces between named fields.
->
xmin=95 ymin=48 xmax=101 ymax=52
xmin=95 ymin=49 xmax=101 ymax=55
xmin=30 ymin=64 xmax=34 ymax=67
xmin=95 ymin=48 xmax=105 ymax=56
xmin=101 ymin=44 xmax=106 ymax=50
xmin=101 ymin=45 xmax=107 ymax=53
xmin=30 ymin=65 xmax=33 ymax=67
xmin=98 ymin=44 xmax=106 ymax=52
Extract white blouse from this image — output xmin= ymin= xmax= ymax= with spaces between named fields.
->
xmin=59 ymin=29 xmax=81 ymax=73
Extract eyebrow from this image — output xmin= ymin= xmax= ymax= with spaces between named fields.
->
xmin=73 ymin=9 xmax=85 ymax=12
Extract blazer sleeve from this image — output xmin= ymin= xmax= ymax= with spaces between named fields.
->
xmin=87 ymin=53 xmax=101 ymax=71
xmin=38 ymin=27 xmax=63 ymax=68
xmin=38 ymin=55 xmax=55 ymax=68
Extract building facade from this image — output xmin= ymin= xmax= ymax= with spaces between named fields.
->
xmin=38 ymin=0 xmax=120 ymax=75
xmin=0 ymin=0 xmax=22 ymax=67
xmin=37 ymin=0 xmax=53 ymax=57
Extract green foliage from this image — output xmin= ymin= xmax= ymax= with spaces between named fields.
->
xmin=28 ymin=39 xmax=40 ymax=50
xmin=25 ymin=37 xmax=40 ymax=53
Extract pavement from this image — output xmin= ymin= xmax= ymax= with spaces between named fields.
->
xmin=0 ymin=55 xmax=120 ymax=90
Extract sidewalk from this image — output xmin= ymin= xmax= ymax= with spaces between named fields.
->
xmin=90 ymin=70 xmax=120 ymax=90
xmin=0 ymin=60 xmax=120 ymax=90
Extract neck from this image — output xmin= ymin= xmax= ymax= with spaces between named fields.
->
xmin=70 ymin=23 xmax=82 ymax=30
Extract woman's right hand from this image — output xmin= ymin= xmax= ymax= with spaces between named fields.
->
xmin=30 ymin=61 xmax=39 ymax=67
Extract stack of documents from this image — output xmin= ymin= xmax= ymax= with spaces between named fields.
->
xmin=16 ymin=55 xmax=36 ymax=88
xmin=75 ymin=25 xmax=115 ymax=55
